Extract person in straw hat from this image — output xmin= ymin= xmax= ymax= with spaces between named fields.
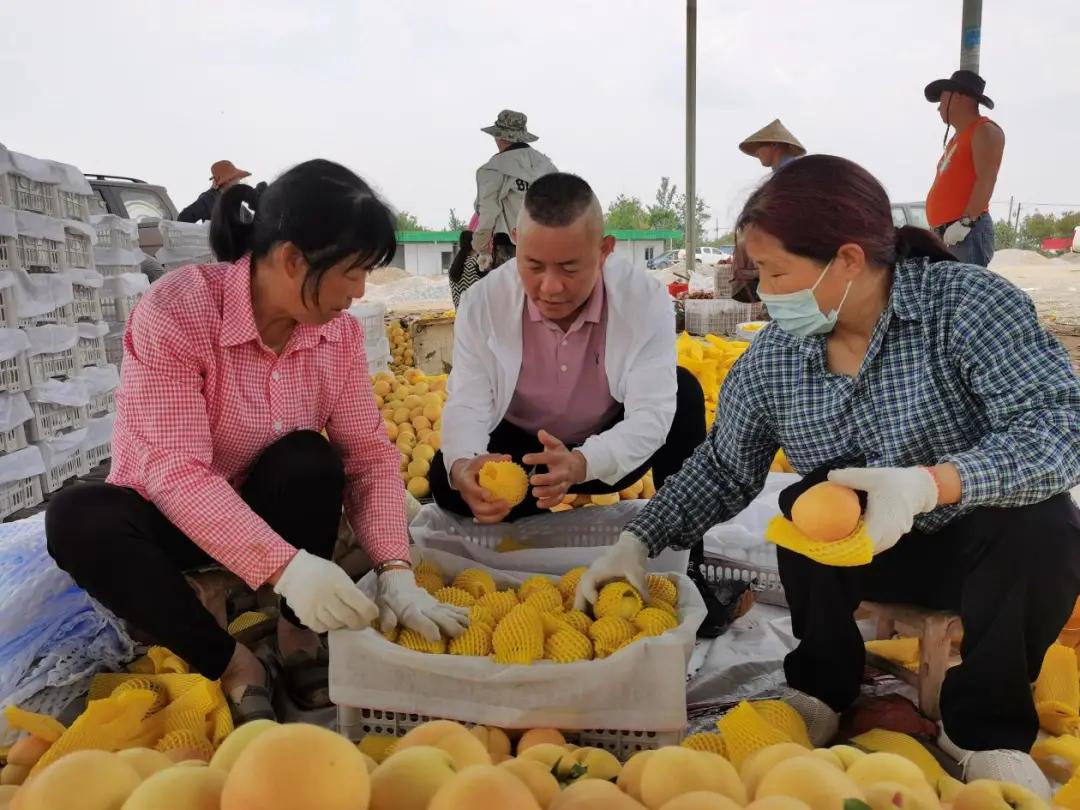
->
xmin=739 ymin=119 xmax=806 ymax=173
xmin=924 ymin=69 xmax=1004 ymax=268
xmin=473 ymin=110 xmax=557 ymax=271
xmin=177 ymin=159 xmax=252 ymax=223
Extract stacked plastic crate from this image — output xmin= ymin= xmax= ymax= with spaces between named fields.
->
xmin=93 ymin=214 xmax=148 ymax=371
xmin=347 ymin=301 xmax=390 ymax=375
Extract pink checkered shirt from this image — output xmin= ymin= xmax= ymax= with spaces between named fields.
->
xmin=108 ymin=255 xmax=408 ymax=589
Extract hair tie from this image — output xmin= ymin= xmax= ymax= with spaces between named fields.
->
xmin=238 ymin=200 xmax=256 ymax=224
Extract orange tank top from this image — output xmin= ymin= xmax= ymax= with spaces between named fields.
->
xmin=926 ymin=117 xmax=991 ymax=228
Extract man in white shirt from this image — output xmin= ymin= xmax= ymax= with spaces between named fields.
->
xmin=473 ymin=110 xmax=558 ymax=271
xmin=430 ymin=172 xmax=706 ymax=523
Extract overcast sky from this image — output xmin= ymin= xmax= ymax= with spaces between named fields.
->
xmin=2 ymin=1 xmax=1077 ymax=234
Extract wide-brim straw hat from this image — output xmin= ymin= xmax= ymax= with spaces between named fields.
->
xmin=738 ymin=119 xmax=806 ymax=157
xmin=210 ymin=160 xmax=251 ymax=189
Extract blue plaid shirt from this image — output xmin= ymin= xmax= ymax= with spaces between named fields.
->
xmin=630 ymin=257 xmax=1080 ymax=554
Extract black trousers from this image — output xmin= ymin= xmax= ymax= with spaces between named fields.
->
xmin=429 ymin=366 xmax=706 ymax=522
xmin=46 ymin=431 xmax=345 ymax=680
xmin=779 ymin=493 xmax=1080 ymax=750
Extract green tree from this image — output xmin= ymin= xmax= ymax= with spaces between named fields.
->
xmin=447 ymin=208 xmax=466 ymax=230
xmin=993 ymin=220 xmax=1017 ymax=250
xmin=1020 ymin=212 xmax=1059 ymax=245
xmin=646 ymin=177 xmax=681 ymax=232
xmin=605 ymin=194 xmax=649 ymax=230
xmin=677 ymin=192 xmax=711 ymax=242
xmin=395 ymin=210 xmax=423 ymax=231
xmin=1056 ymin=211 xmax=1080 ymax=237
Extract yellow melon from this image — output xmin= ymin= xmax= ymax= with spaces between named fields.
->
xmin=739 ymin=744 xmax=815 ymax=796
xmin=122 ymin=765 xmax=227 ymax=810
xmin=115 ymin=748 xmax=173 ymax=780
xmin=209 ymin=719 xmax=279 ymax=774
xmin=428 ymin=765 xmax=541 ymax=810
xmin=754 ymin=756 xmax=865 ymax=809
xmin=17 ymin=750 xmax=141 ymax=810
xmin=370 ymin=746 xmax=456 ymax=810
xmin=790 ymin=482 xmax=860 ymax=542
xmin=639 ymin=747 xmax=747 ymax=809
xmin=656 ymin=792 xmax=743 ymax=810
xmin=617 ymin=749 xmax=656 ymax=802
xmin=498 ymin=758 xmax=560 ymax=808
xmin=394 ymin=720 xmax=492 ymax=769
xmin=469 ymin=726 xmax=512 ymax=762
xmin=516 ymin=727 xmax=566 ymax=753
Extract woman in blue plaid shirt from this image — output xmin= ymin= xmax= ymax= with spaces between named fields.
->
xmin=577 ymin=155 xmax=1080 ymax=797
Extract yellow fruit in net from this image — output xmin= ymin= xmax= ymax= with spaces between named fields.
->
xmin=470 ymin=604 xmax=496 ymax=630
xmin=749 ymin=700 xmax=812 ymax=749
xmin=646 ymin=574 xmax=678 ymax=607
xmin=518 ymin=575 xmax=557 ymax=601
xmin=651 ymin=599 xmax=678 ymax=620
xmin=539 ymin=612 xmax=571 ymax=637
xmin=407 ymin=477 xmax=431 ymax=498
xmin=492 ymin=603 xmax=545 ymax=665
xmin=545 ymin=628 xmax=593 ymax=663
xmin=434 ymin=586 xmax=477 ymax=607
xmin=478 ymin=461 xmax=529 ymax=507
xmin=449 ymin=624 xmax=493 ymax=657
xmin=453 ymin=569 xmax=498 ymax=600
xmin=415 ymin=556 xmax=442 ymax=578
xmin=415 ymin=570 xmax=444 ymax=595
xmin=588 ymin=616 xmax=636 ymax=658
xmin=477 ymin=589 xmax=519 ymax=621
xmin=562 ymin=610 xmax=593 ymax=635
xmin=155 ymin=729 xmax=214 ymax=762
xmin=524 ymin=587 xmax=564 ymax=614
xmin=594 ymin=582 xmax=644 ymax=621
xmin=681 ymin=732 xmax=727 ymax=756
xmin=380 ymin=625 xmax=400 ymax=643
xmin=398 ymin=628 xmax=446 ymax=654
xmin=558 ymin=567 xmax=587 ymax=607
xmin=634 ymin=607 xmax=679 ymax=636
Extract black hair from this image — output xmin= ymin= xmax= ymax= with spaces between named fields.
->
xmin=522 ymin=172 xmax=598 ymax=228
xmin=448 ymin=230 xmax=473 ymax=285
xmin=209 ymin=159 xmax=397 ymax=304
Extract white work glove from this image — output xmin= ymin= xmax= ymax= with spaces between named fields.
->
xmin=272 ymin=549 xmax=379 ymax=633
xmin=476 ymin=253 xmax=493 ymax=272
xmin=573 ymin=531 xmax=649 ymax=612
xmin=377 ymin=569 xmax=470 ymax=642
xmin=942 ymin=220 xmax=972 ymax=247
xmin=828 ymin=467 xmax=939 ymax=555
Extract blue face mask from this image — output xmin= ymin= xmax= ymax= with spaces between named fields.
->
xmin=757 ymin=259 xmax=851 ymax=337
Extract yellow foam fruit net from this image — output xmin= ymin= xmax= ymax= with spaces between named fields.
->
xmin=764 ymin=514 xmax=873 ymax=567
xmin=470 ymin=604 xmax=496 ymax=630
xmin=717 ymin=701 xmax=810 ymax=767
xmin=676 ymin=332 xmax=749 ymax=427
xmin=111 ymin=678 xmax=168 ymax=716
xmin=588 ymin=616 xmax=636 ymax=659
xmin=479 ymin=461 xmax=529 ymax=507
xmin=646 ymin=574 xmax=678 ymax=607
xmin=493 ymin=603 xmax=545 ymax=665
xmin=634 ymin=607 xmax=679 ymax=637
xmin=453 ymin=568 xmax=497 ymax=599
xmin=651 ymin=599 xmax=678 ymax=619
xmin=226 ymin=610 xmax=274 ymax=638
xmin=539 ymin=612 xmax=571 ymax=637
xmin=3 ymin=707 xmax=66 ymax=743
xmin=594 ymin=582 xmax=643 ymax=621
xmin=1057 ymin=769 xmax=1080 ymax=809
xmin=434 ymin=586 xmax=477 ymax=608
xmin=448 ymin=624 xmax=494 ymax=657
xmin=358 ymin=734 xmax=398 ymax=764
xmin=518 ymin=575 xmax=557 ymax=601
xmin=545 ymin=628 xmax=594 ymax=663
xmin=558 ymin=567 xmax=588 ymax=606
xmin=1035 ymin=644 xmax=1080 ymax=736
xmin=524 ymin=587 xmax=564 ymax=614
xmin=681 ymin=732 xmax=727 ymax=756
xmin=865 ymin=637 xmax=921 ymax=673
xmin=380 ymin=625 xmax=400 ymax=643
xmin=397 ymin=628 xmax=447 ymax=654
xmin=415 ymin=569 xmax=445 ymax=596
xmin=478 ymin=590 xmax=519 ymax=621
xmin=496 ymin=537 xmax=529 ymax=553
xmin=562 ymin=610 xmax=593 ymax=635
xmin=155 ymin=728 xmax=214 ymax=760
xmin=748 ymin=701 xmax=813 ymax=749
xmin=1033 ymin=735 xmax=1080 ymax=784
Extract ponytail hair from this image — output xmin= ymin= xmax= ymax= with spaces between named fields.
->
xmin=736 ymin=155 xmax=958 ymax=268
xmin=208 ymin=159 xmax=397 ymax=304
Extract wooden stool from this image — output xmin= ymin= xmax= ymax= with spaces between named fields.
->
xmin=859 ymin=601 xmax=963 ymax=720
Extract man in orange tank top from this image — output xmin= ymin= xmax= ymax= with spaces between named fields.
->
xmin=924 ymin=70 xmax=1005 ymax=267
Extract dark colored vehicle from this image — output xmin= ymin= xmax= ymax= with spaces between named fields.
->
xmin=85 ymin=175 xmax=182 ymax=281
xmin=647 ymin=249 xmax=680 ymax=270
xmin=891 ymin=202 xmax=931 ymax=230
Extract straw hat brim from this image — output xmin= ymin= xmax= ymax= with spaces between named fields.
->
xmin=738 ymin=119 xmax=806 ymax=157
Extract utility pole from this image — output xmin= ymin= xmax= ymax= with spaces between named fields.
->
xmin=685 ymin=0 xmax=697 ymax=270
xmin=960 ymin=0 xmax=982 ymax=72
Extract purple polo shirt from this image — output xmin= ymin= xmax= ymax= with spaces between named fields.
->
xmin=504 ymin=280 xmax=621 ymax=446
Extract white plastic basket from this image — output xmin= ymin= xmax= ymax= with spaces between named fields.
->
xmin=81 ymin=412 xmax=114 ymax=469
xmin=76 ymin=334 xmax=106 ymax=368
xmin=17 ymin=235 xmax=63 ymax=273
xmin=28 ymin=400 xmax=89 ymax=442
xmin=0 ymin=354 xmax=28 ymax=393
xmin=0 ymin=285 xmax=15 ymax=328
xmin=332 ymin=549 xmax=703 ymax=759
xmin=95 ymin=263 xmax=141 ymax=279
xmin=0 ymin=174 xmax=57 ymax=216
xmin=74 ymin=364 xmax=119 ymax=417
xmin=84 ymin=439 xmax=111 ymax=468
xmin=0 ymin=474 xmax=43 ymax=520
xmin=0 ymin=421 xmax=28 ymax=454
xmin=27 ymin=349 xmax=78 ymax=386
xmin=367 ymin=354 xmax=389 ymax=376
xmin=17 ymin=302 xmax=75 ymax=329
xmin=0 ymin=234 xmax=14 ymax=272
xmin=713 ymin=265 xmax=735 ymax=299
xmin=40 ymin=446 xmax=87 ymax=493
xmin=104 ymin=331 xmax=124 ymax=368
xmin=684 ymin=299 xmax=755 ymax=337
xmin=699 ymin=554 xmax=786 ymax=607
xmin=158 ymin=220 xmax=210 ymax=250
xmin=348 ymin=301 xmax=387 ymax=340
xmin=64 ymin=230 xmax=93 ymax=271
xmin=56 ymin=190 xmax=92 ymax=223
xmin=93 ymin=216 xmax=135 ymax=251
xmin=73 ymin=284 xmax=103 ymax=322
xmin=38 ymin=428 xmax=89 ymax=494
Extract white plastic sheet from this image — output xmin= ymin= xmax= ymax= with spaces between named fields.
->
xmin=0 ymin=445 xmax=45 ymax=486
xmin=409 ymin=501 xmax=691 ymax=574
xmin=45 ymin=161 xmax=93 ymax=195
xmin=702 ymin=472 xmax=799 ymax=567
xmin=90 ymin=214 xmax=138 ymax=238
xmin=76 ymin=321 xmax=109 ymax=339
xmin=27 ymin=378 xmax=90 ymax=407
xmin=13 ymin=210 xmax=65 ymax=242
xmin=38 ymin=428 xmax=87 ymax=470
xmin=73 ymin=364 xmax=119 ymax=396
xmin=9 ymin=269 xmax=74 ymax=318
xmin=156 ymin=247 xmax=214 ymax=266
xmin=68 ymin=268 xmax=104 ymax=289
xmin=0 ymin=207 xmax=16 ymax=238
xmin=0 ymin=147 xmax=57 ymax=185
xmin=330 ymin=548 xmax=706 ymax=731
xmin=24 ymin=325 xmax=77 ymax=356
xmin=0 ymin=392 xmax=32 ymax=433
xmin=102 ymin=272 xmax=149 ymax=298
xmin=0 ymin=328 xmax=31 ymax=362
xmin=83 ymin=411 xmax=115 ymax=448
xmin=91 ymin=247 xmax=143 ymax=267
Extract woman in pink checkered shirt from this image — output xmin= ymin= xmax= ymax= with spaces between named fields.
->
xmin=46 ymin=160 xmax=468 ymax=722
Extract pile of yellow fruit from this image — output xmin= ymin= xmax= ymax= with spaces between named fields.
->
xmin=675 ymin=331 xmax=749 ymax=429
xmin=372 ymin=369 xmax=447 ymax=499
xmin=388 ymin=558 xmax=681 ymax=665
xmin=386 ymin=319 xmax=415 ymax=370
xmin=549 ymin=471 xmax=656 ymax=512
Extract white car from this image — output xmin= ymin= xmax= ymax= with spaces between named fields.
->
xmin=678 ymin=246 xmax=734 ymax=267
